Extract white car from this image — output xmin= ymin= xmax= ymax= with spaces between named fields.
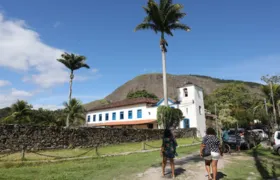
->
xmin=272 ymin=131 xmax=280 ymax=155
xmin=252 ymin=129 xmax=268 ymax=140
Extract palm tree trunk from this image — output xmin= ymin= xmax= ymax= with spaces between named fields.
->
xmin=66 ymin=71 xmax=74 ymax=127
xmin=160 ymin=34 xmax=168 ymax=106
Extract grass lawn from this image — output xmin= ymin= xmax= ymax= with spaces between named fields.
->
xmin=0 ymin=138 xmax=199 ymax=180
xmin=223 ymin=146 xmax=280 ymax=180
xmin=0 ymin=143 xmax=199 ymax=180
xmin=0 ymin=137 xmax=197 ymax=162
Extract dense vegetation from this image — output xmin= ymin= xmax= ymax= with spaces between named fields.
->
xmin=204 ymin=75 xmax=280 ymax=129
xmin=0 ymin=99 xmax=85 ymax=127
xmin=127 ymin=90 xmax=159 ymax=100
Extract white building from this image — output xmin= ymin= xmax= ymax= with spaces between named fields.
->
xmin=85 ymin=84 xmax=206 ymax=136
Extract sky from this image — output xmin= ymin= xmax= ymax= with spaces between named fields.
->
xmin=0 ymin=0 xmax=279 ymax=109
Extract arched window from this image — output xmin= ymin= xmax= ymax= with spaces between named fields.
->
xmin=183 ymin=88 xmax=188 ymax=97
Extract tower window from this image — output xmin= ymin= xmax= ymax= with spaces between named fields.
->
xmin=183 ymin=88 xmax=188 ymax=97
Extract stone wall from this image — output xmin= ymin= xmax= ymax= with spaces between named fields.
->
xmin=0 ymin=125 xmax=196 ymax=152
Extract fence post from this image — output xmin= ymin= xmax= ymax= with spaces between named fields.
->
xmin=142 ymin=142 xmax=145 ymax=150
xmin=21 ymin=145 xmax=26 ymax=161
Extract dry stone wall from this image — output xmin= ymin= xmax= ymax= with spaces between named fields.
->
xmin=0 ymin=125 xmax=196 ymax=152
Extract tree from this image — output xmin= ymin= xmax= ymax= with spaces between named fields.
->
xmin=157 ymin=106 xmax=184 ymax=129
xmin=57 ymin=52 xmax=90 ymax=127
xmin=127 ymin=90 xmax=159 ymax=100
xmin=29 ymin=108 xmax=66 ymax=126
xmin=63 ymin=98 xmax=86 ymax=127
xmin=218 ymin=105 xmax=238 ymax=128
xmin=135 ymin=0 xmax=190 ymax=106
xmin=5 ymin=100 xmax=32 ymax=124
xmin=204 ymin=83 xmax=262 ymax=128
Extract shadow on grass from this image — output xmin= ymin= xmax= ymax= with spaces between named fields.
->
xmin=252 ymin=148 xmax=278 ymax=180
xmin=216 ymin=172 xmax=227 ymax=180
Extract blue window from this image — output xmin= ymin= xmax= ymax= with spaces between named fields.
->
xmin=87 ymin=115 xmax=91 ymax=122
xmin=105 ymin=113 xmax=109 ymax=121
xmin=128 ymin=110 xmax=132 ymax=119
xmin=99 ymin=114 xmax=102 ymax=121
xmin=112 ymin=112 xmax=116 ymax=120
xmin=93 ymin=115 xmax=96 ymax=122
xmin=183 ymin=119 xmax=190 ymax=128
xmin=137 ymin=109 xmax=142 ymax=118
xmin=120 ymin=111 xmax=124 ymax=120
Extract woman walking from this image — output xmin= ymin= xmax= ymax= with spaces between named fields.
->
xmin=200 ymin=128 xmax=223 ymax=180
xmin=161 ymin=129 xmax=178 ymax=179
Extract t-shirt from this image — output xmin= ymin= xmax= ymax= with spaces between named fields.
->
xmin=222 ymin=130 xmax=229 ymax=141
xmin=202 ymin=135 xmax=220 ymax=153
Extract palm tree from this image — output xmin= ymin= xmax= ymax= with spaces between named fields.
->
xmin=63 ymin=98 xmax=86 ymax=127
xmin=57 ymin=52 xmax=90 ymax=127
xmin=5 ymin=100 xmax=32 ymax=124
xmin=134 ymin=0 xmax=190 ymax=106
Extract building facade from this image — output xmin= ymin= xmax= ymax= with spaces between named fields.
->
xmin=85 ymin=84 xmax=206 ymax=136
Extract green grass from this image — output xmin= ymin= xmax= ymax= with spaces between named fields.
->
xmin=223 ymin=146 xmax=280 ymax=180
xmin=0 ymin=141 xmax=199 ymax=180
xmin=0 ymin=138 xmax=196 ymax=162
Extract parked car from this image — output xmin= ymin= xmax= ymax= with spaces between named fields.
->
xmin=272 ymin=131 xmax=280 ymax=155
xmin=226 ymin=128 xmax=260 ymax=149
xmin=252 ymin=129 xmax=268 ymax=141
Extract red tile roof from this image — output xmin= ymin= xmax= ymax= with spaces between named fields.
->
xmin=87 ymin=98 xmax=158 ymax=112
xmin=88 ymin=119 xmax=157 ymax=126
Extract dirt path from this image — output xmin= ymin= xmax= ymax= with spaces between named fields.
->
xmin=136 ymin=152 xmax=228 ymax=180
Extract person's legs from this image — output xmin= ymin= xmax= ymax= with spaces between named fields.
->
xmin=211 ymin=152 xmax=220 ymax=180
xmin=170 ymin=158 xmax=175 ymax=178
xmin=204 ymin=157 xmax=212 ymax=179
xmin=211 ymin=160 xmax=218 ymax=180
xmin=162 ymin=157 xmax=167 ymax=176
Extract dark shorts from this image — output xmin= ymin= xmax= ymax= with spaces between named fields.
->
xmin=163 ymin=152 xmax=175 ymax=159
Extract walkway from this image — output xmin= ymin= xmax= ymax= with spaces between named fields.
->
xmin=136 ymin=152 xmax=227 ymax=180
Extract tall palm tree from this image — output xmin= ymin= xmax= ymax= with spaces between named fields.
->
xmin=134 ymin=0 xmax=190 ymax=106
xmin=57 ymin=52 xmax=90 ymax=127
xmin=5 ymin=100 xmax=32 ymax=124
xmin=63 ymin=98 xmax=86 ymax=127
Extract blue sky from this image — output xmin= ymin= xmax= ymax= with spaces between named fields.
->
xmin=0 ymin=0 xmax=279 ymax=109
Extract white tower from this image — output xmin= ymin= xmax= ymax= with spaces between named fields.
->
xmin=177 ymin=83 xmax=206 ymax=137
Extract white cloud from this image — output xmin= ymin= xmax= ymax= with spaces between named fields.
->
xmin=53 ymin=21 xmax=61 ymax=28
xmin=11 ymin=88 xmax=32 ymax=97
xmin=0 ymin=80 xmax=11 ymax=87
xmin=92 ymin=68 xmax=99 ymax=73
xmin=0 ymin=13 xmax=70 ymax=88
xmin=0 ymin=88 xmax=33 ymax=108
xmin=32 ymin=104 xmax=64 ymax=110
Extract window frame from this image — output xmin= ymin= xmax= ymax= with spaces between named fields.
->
xmin=120 ymin=111 xmax=124 ymax=120
xmin=93 ymin=115 xmax=96 ymax=122
xmin=137 ymin=109 xmax=142 ymax=118
xmin=128 ymin=110 xmax=132 ymax=119
xmin=99 ymin=114 xmax=102 ymax=121
xmin=112 ymin=112 xmax=116 ymax=120
xmin=87 ymin=115 xmax=91 ymax=122
xmin=105 ymin=113 xmax=109 ymax=121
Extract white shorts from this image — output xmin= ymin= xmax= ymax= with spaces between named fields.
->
xmin=204 ymin=151 xmax=220 ymax=161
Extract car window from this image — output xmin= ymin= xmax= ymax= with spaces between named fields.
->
xmin=277 ymin=132 xmax=280 ymax=139
xmin=258 ymin=131 xmax=263 ymax=133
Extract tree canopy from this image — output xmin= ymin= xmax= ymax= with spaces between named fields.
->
xmin=157 ymin=106 xmax=184 ymax=129
xmin=134 ymin=0 xmax=190 ymax=52
xmin=127 ymin=90 xmax=159 ymax=100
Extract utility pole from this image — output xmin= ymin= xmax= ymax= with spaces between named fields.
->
xmin=214 ymin=103 xmax=218 ymax=134
xmin=264 ymin=98 xmax=268 ymax=115
xmin=270 ymin=82 xmax=277 ymax=126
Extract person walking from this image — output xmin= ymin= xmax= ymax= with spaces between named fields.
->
xmin=200 ymin=127 xmax=223 ymax=180
xmin=221 ymin=127 xmax=229 ymax=152
xmin=161 ymin=129 xmax=178 ymax=179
